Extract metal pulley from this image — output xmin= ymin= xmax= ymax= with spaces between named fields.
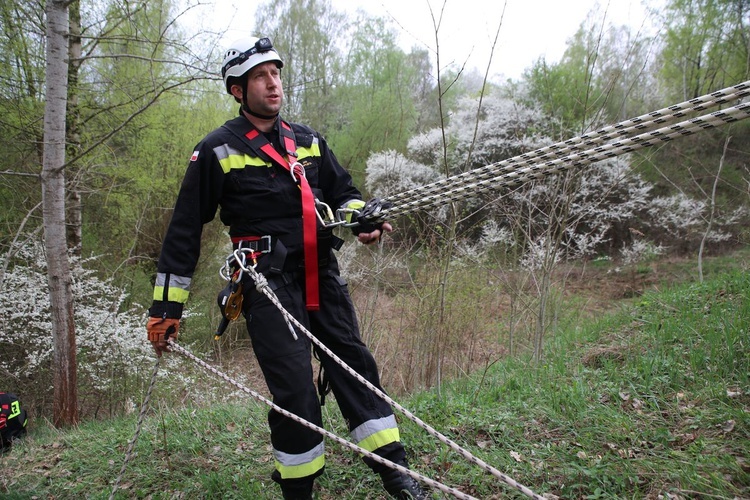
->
xmin=215 ymin=275 xmax=243 ymax=340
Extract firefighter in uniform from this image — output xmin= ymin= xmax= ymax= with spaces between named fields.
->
xmin=146 ymin=36 xmax=427 ymax=499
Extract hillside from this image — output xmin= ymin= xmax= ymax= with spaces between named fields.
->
xmin=1 ymin=268 xmax=748 ymax=499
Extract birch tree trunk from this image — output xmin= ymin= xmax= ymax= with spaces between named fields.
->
xmin=66 ymin=0 xmax=82 ymax=257
xmin=42 ymin=0 xmax=78 ymax=427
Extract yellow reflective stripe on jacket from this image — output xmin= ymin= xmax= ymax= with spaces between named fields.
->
xmin=153 ymin=273 xmax=191 ymax=303
xmin=296 ymin=136 xmax=321 ymax=160
xmin=344 ymin=199 xmax=366 ymax=224
xmin=214 ymin=144 xmax=268 ymax=173
xmin=274 ymin=442 xmax=325 ymax=479
xmin=351 ymin=415 xmax=401 ymax=452
xmin=214 ymin=138 xmax=321 ymax=174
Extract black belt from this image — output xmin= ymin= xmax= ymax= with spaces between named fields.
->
xmin=232 ymin=232 xmax=344 ymax=274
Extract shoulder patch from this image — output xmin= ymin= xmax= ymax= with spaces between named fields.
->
xmin=190 ymin=151 xmax=200 ymax=161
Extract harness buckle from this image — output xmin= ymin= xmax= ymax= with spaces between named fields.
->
xmin=232 ymin=235 xmax=273 ymax=254
xmin=258 ymin=235 xmax=273 ymax=253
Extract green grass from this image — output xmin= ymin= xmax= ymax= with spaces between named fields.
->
xmin=2 ymin=271 xmax=748 ymax=499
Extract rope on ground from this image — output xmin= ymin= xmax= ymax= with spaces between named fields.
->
xmin=167 ymin=340 xmax=483 ymax=500
xmin=223 ymin=256 xmax=546 ymax=500
xmin=109 ymin=355 xmax=161 ymax=500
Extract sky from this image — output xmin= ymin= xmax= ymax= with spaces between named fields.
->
xmin=213 ymin=0 xmax=664 ymax=81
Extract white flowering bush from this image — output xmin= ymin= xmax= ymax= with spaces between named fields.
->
xmin=0 ymin=240 xmax=151 ymax=404
xmin=480 ymin=220 xmax=516 ymax=248
xmin=364 ymin=149 xmax=441 ymax=198
xmin=520 ymin=235 xmax=562 ymax=271
xmin=642 ymin=194 xmax=743 ymax=250
xmin=447 ymin=94 xmax=548 ymax=168
xmin=647 ymin=194 xmax=706 ymax=237
xmin=620 ymin=240 xmax=666 ymax=265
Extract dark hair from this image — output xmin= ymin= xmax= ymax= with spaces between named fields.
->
xmin=226 ymin=75 xmax=245 ymax=103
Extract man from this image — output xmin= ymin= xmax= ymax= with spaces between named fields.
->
xmin=146 ymin=36 xmax=427 ymax=500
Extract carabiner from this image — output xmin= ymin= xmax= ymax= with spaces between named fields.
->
xmin=315 ymin=199 xmax=343 ymax=228
xmin=289 ymin=161 xmax=306 ymax=184
xmin=335 ymin=207 xmax=362 ymax=228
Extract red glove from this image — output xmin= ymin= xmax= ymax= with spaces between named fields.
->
xmin=147 ymin=316 xmax=180 ymax=357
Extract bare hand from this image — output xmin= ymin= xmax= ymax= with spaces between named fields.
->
xmin=357 ymin=222 xmax=393 ymax=245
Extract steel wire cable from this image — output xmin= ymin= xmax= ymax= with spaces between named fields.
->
xmin=385 ymin=81 xmax=750 ymax=210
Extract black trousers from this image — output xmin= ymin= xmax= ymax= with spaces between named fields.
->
xmin=243 ymin=258 xmax=405 ymax=486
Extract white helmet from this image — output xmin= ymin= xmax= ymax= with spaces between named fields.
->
xmin=221 ymin=36 xmax=284 ymax=94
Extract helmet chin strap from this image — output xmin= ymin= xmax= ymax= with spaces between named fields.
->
xmin=241 ymin=82 xmax=278 ymax=121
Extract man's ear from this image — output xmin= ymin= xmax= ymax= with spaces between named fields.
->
xmin=230 ymin=83 xmax=243 ymax=101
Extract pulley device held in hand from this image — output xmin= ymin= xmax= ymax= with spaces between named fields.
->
xmin=359 ymin=197 xmax=392 ymax=220
xmin=356 ymin=197 xmax=392 ymax=232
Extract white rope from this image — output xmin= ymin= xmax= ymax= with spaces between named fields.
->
xmin=386 ymin=101 xmax=750 ymax=218
xmin=109 ymin=356 xmax=161 ymax=500
xmin=387 ymin=80 xmax=749 ymax=208
xmin=167 ymin=341 xmax=480 ymax=500
xmin=215 ymin=256 xmax=546 ymax=499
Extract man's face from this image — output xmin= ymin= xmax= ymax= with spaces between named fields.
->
xmin=242 ymin=61 xmax=284 ymax=115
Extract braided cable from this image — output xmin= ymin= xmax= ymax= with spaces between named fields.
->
xmin=109 ymin=356 xmax=161 ymax=500
xmin=386 ymin=102 xmax=750 ymax=218
xmin=167 ymin=341 xmax=480 ymax=500
xmin=387 ymin=80 xmax=749 ymax=209
xmin=221 ymin=262 xmax=547 ymax=499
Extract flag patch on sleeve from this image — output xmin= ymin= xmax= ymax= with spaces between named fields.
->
xmin=190 ymin=151 xmax=200 ymax=161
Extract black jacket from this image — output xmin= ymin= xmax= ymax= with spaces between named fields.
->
xmin=149 ymin=113 xmax=362 ymax=319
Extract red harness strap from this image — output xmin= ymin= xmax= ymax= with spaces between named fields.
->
xmin=244 ymin=123 xmax=320 ymax=310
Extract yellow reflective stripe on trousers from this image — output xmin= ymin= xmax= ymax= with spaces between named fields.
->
xmin=274 ymin=442 xmax=325 ymax=479
xmin=351 ymin=415 xmax=401 ymax=452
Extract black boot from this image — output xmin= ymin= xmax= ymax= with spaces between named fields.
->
xmin=275 ymin=472 xmax=314 ymax=500
xmin=280 ymin=484 xmax=313 ymax=500
xmin=380 ymin=465 xmax=429 ymax=499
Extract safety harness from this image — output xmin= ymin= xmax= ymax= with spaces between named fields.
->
xmin=224 ymin=119 xmax=321 ymax=310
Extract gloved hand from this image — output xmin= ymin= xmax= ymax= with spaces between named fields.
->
xmin=147 ymin=316 xmax=180 ymax=357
